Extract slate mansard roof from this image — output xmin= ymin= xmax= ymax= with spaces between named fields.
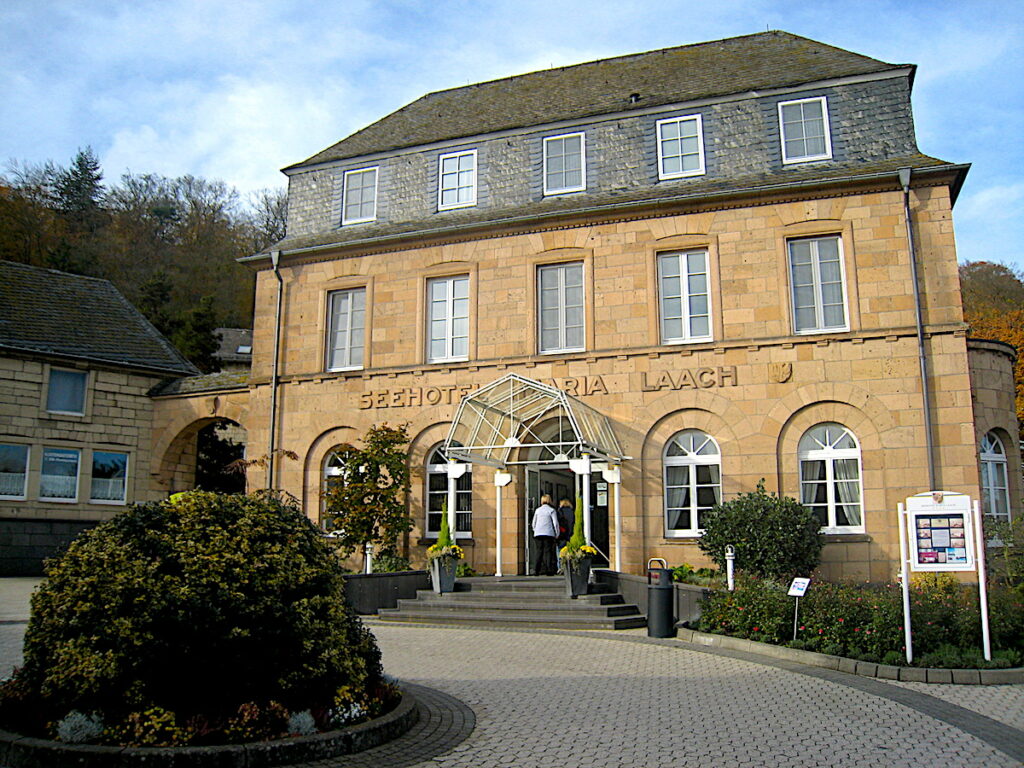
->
xmin=292 ymin=31 xmax=909 ymax=170
xmin=257 ymin=30 xmax=966 ymax=260
xmin=0 ymin=260 xmax=199 ymax=376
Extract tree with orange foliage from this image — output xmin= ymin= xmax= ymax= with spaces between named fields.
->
xmin=960 ymin=261 xmax=1024 ymax=435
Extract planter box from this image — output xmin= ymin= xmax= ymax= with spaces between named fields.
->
xmin=564 ymin=558 xmax=591 ymax=598
xmin=343 ymin=571 xmax=430 ymax=615
xmin=430 ymin=557 xmax=457 ymax=593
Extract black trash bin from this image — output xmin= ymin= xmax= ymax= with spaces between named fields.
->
xmin=647 ymin=563 xmax=676 ymax=638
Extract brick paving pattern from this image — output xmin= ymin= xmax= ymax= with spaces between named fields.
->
xmin=1 ymin=578 xmax=1022 ymax=767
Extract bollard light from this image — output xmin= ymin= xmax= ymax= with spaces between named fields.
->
xmin=725 ymin=545 xmax=735 ymax=591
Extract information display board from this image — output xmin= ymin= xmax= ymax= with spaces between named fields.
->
xmin=905 ymin=492 xmax=975 ymax=572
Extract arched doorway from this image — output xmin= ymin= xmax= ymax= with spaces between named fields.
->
xmin=195 ymin=419 xmax=247 ymax=494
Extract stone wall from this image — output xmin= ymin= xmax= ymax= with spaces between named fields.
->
xmin=233 ymin=184 xmax=1015 ymax=582
xmin=0 ymin=355 xmax=167 ymax=573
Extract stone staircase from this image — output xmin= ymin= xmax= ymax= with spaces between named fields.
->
xmin=375 ymin=575 xmax=647 ymax=630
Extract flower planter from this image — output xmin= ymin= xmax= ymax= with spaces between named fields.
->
xmin=430 ymin=556 xmax=458 ymax=593
xmin=564 ymin=557 xmax=591 ymax=598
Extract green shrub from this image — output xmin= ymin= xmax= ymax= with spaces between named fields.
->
xmin=372 ymin=549 xmax=412 ymax=573
xmin=695 ymin=576 xmax=1024 ymax=668
xmin=671 ymin=563 xmax=721 ymax=586
xmin=697 ymin=576 xmax=791 ymax=643
xmin=698 ymin=481 xmax=821 ymax=580
xmin=0 ymin=491 xmax=384 ymax=743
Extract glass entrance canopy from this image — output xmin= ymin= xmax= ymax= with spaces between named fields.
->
xmin=444 ymin=373 xmax=624 ymax=467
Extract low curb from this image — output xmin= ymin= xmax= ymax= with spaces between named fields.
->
xmin=0 ymin=687 xmax=419 ymax=768
xmin=676 ymin=628 xmax=1024 ymax=685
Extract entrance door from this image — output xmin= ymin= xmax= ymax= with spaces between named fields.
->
xmin=524 ymin=467 xmax=540 ymax=574
xmin=524 ymin=466 xmax=609 ymax=571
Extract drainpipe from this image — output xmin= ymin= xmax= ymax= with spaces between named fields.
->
xmin=899 ymin=168 xmax=936 ymax=491
xmin=267 ymin=250 xmax=284 ymax=490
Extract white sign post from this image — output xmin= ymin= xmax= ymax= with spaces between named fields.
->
xmin=788 ymin=577 xmax=810 ymax=641
xmin=899 ymin=491 xmax=991 ymax=663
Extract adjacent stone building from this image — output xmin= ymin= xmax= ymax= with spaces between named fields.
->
xmin=0 ymin=261 xmax=198 ymax=573
xmin=163 ymin=31 xmax=1017 ymax=580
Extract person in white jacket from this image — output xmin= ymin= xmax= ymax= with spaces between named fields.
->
xmin=531 ymin=494 xmax=559 ymax=575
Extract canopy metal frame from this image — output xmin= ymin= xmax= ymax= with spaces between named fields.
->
xmin=443 ymin=373 xmax=624 ymax=468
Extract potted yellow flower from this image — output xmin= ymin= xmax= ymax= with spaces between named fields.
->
xmin=559 ymin=497 xmax=597 ymax=598
xmin=427 ymin=502 xmax=463 ymax=593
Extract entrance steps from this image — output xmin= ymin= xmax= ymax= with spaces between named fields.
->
xmin=376 ymin=575 xmax=647 ymax=630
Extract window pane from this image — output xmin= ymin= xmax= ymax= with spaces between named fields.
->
xmin=47 ymin=369 xmax=87 ymax=413
xmin=667 ymin=507 xmax=691 ymax=531
xmin=689 ymin=316 xmax=709 ymax=338
xmin=663 ymin=318 xmax=683 ymax=340
xmin=0 ymin=444 xmax=28 ymax=498
xmin=327 ymin=288 xmax=365 ymax=369
xmin=90 ymin=451 xmax=128 ymax=502
xmin=41 ymin=448 xmax=79 ymax=500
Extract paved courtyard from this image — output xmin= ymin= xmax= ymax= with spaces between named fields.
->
xmin=1 ymin=581 xmax=1022 ymax=767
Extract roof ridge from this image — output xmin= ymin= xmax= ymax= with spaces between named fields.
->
xmin=291 ymin=30 xmax=906 ymax=171
xmin=418 ymin=31 xmax=888 ymax=101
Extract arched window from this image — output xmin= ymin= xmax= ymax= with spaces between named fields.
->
xmin=426 ymin=446 xmax=472 ymax=538
xmin=321 ymin=448 xmax=346 ymax=532
xmin=980 ymin=431 xmax=1011 ymax=524
xmin=799 ymin=423 xmax=863 ymax=532
xmin=663 ymin=429 xmax=721 ymax=536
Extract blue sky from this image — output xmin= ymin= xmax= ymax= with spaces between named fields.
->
xmin=2 ymin=1 xmax=1022 ymax=270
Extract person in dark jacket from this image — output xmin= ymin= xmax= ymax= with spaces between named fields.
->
xmin=556 ymin=497 xmax=575 ymax=572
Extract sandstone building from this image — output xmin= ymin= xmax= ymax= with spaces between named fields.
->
xmin=161 ymin=31 xmax=1018 ymax=580
xmin=0 ymin=261 xmax=198 ymax=573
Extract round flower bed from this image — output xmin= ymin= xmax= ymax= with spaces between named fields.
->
xmin=0 ymin=491 xmax=410 ymax=754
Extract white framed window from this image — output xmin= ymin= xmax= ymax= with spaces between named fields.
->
xmin=658 ymin=250 xmax=712 ymax=343
xmin=538 ymin=262 xmax=584 ymax=353
xmin=980 ymin=431 xmax=1011 ymax=525
xmin=664 ymin=430 xmax=721 ymax=537
xmin=0 ymin=444 xmax=29 ymax=500
xmin=321 ymin=448 xmax=346 ymax=531
xmin=779 ymin=96 xmax=832 ymax=163
xmin=799 ymin=423 xmax=863 ymax=532
xmin=46 ymin=368 xmax=87 ymax=414
xmin=656 ymin=115 xmax=705 ymax=179
xmin=426 ymin=446 xmax=472 ymax=537
xmin=543 ymin=133 xmax=585 ymax=195
xmin=438 ymin=150 xmax=477 ymax=210
xmin=427 ymin=275 xmax=469 ymax=363
xmin=326 ymin=288 xmax=366 ymax=371
xmin=40 ymin=447 xmax=80 ymax=502
xmin=788 ymin=235 xmax=848 ymax=334
xmin=341 ymin=167 xmax=378 ymax=225
xmin=90 ymin=450 xmax=128 ymax=504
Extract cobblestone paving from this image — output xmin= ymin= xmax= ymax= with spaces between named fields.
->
xmin=2 ymin=578 xmax=1023 ymax=767
xmin=887 ymin=678 xmax=1024 ymax=731
xmin=362 ymin=623 xmax=1023 ymax=768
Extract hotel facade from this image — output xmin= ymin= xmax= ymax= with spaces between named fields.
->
xmin=154 ymin=31 xmax=1019 ymax=581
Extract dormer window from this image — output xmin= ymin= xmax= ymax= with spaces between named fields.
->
xmin=543 ymin=133 xmax=586 ymax=195
xmin=341 ymin=167 xmax=378 ymax=225
xmin=779 ymin=97 xmax=832 ymax=163
xmin=438 ymin=150 xmax=477 ymax=210
xmin=656 ymin=115 xmax=705 ymax=179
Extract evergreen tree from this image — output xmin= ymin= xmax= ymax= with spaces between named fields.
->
xmin=137 ymin=270 xmax=177 ymax=338
xmin=54 ymin=147 xmax=105 ymax=233
xmin=171 ymin=296 xmax=221 ymax=373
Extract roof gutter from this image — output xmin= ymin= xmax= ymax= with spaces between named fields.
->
xmin=899 ymin=167 xmax=936 ymax=491
xmin=0 ymin=344 xmax=198 ymax=378
xmin=267 ymin=250 xmax=284 ymax=491
xmin=243 ymin=163 xmax=970 ymax=266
